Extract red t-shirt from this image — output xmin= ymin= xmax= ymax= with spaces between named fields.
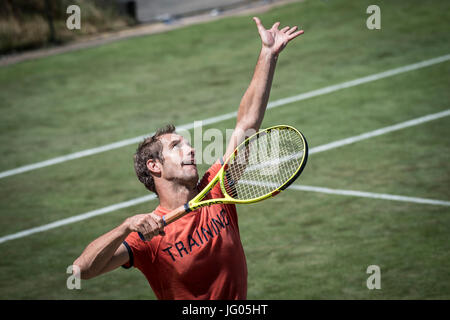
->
xmin=122 ymin=159 xmax=248 ymax=300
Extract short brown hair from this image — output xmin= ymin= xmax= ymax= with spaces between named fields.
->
xmin=134 ymin=124 xmax=176 ymax=194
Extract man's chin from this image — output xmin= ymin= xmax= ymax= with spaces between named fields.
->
xmin=183 ymin=169 xmax=199 ymax=184
xmin=191 ymin=171 xmax=199 ymax=182
xmin=183 ymin=164 xmax=198 ymax=175
xmin=169 ymin=166 xmax=199 ymax=187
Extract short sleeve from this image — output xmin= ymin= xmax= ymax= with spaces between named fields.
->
xmin=198 ymin=158 xmax=239 ymax=224
xmin=121 ymin=241 xmax=133 ymax=269
xmin=197 ymin=157 xmax=225 ymax=199
xmin=121 ymin=231 xmax=153 ymax=270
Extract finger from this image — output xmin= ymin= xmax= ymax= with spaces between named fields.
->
xmin=139 ymin=226 xmax=150 ymax=241
xmin=286 ymin=26 xmax=298 ymax=35
xmin=253 ymin=17 xmax=266 ymax=33
xmin=288 ymin=30 xmax=304 ymax=40
xmin=271 ymin=21 xmax=280 ymax=30
xmin=280 ymin=26 xmax=290 ymax=33
xmin=147 ymin=218 xmax=160 ymax=237
xmin=150 ymin=213 xmax=165 ymax=236
xmin=132 ymin=214 xmax=152 ymax=241
xmin=137 ymin=215 xmax=154 ymax=239
xmin=151 ymin=213 xmax=165 ymax=231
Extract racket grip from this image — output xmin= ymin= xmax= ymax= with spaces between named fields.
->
xmin=139 ymin=205 xmax=188 ymax=241
xmin=163 ymin=203 xmax=190 ymax=225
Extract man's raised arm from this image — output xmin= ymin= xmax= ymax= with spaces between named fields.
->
xmin=224 ymin=17 xmax=303 ymax=160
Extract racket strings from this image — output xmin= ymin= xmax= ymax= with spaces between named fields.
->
xmin=223 ymin=128 xmax=304 ymax=200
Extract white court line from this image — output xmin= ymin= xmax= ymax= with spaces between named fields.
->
xmin=233 ymin=108 xmax=450 ymax=170
xmin=289 ymin=185 xmax=450 ymax=207
xmin=240 ymin=180 xmax=450 ymax=206
xmin=309 ymin=109 xmax=450 ymax=154
xmin=1 ymin=109 xmax=449 ymax=244
xmin=1 ymin=53 xmax=449 ymax=179
xmin=0 ymin=195 xmax=157 ymax=244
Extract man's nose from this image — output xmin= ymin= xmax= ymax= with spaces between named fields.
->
xmin=183 ymin=142 xmax=195 ymax=157
xmin=188 ymin=146 xmax=195 ymax=157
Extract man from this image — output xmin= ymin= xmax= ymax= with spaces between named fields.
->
xmin=73 ymin=17 xmax=303 ymax=299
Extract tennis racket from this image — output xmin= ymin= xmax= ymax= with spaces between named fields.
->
xmin=138 ymin=124 xmax=308 ymax=241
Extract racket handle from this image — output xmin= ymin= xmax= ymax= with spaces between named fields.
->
xmin=162 ymin=203 xmax=190 ymax=225
xmin=138 ymin=203 xmax=191 ymax=241
xmin=138 ymin=205 xmax=187 ymax=241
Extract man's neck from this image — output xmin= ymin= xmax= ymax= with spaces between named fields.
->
xmin=157 ymin=180 xmax=198 ymax=211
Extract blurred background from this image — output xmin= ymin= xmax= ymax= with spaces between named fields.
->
xmin=0 ymin=0 xmax=449 ymax=300
xmin=0 ymin=0 xmax=269 ymax=54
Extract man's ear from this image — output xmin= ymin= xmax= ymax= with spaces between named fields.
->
xmin=146 ymin=158 xmax=161 ymax=174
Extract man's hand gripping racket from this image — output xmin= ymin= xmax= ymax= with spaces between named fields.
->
xmin=138 ymin=125 xmax=308 ymax=241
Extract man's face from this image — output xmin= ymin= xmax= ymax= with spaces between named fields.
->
xmin=158 ymin=133 xmax=198 ymax=184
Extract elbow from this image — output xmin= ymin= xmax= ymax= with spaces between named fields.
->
xmin=236 ymin=103 xmax=264 ymax=132
xmin=235 ymin=121 xmax=260 ymax=136
xmin=79 ymin=270 xmax=94 ymax=280
xmin=72 ymin=258 xmax=95 ymax=280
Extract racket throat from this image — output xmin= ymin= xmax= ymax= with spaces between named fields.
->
xmin=163 ymin=203 xmax=192 ymax=225
xmin=184 ymin=203 xmax=192 ymax=213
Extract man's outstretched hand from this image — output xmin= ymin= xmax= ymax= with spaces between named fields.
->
xmin=253 ymin=17 xmax=304 ymax=56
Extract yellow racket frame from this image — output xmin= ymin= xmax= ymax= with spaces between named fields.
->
xmin=184 ymin=124 xmax=308 ymax=212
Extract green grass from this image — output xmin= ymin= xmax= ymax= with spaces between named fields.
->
xmin=0 ymin=0 xmax=449 ymax=299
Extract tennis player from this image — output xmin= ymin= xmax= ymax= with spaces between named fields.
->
xmin=73 ymin=17 xmax=303 ymax=299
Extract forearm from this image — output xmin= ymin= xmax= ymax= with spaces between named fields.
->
xmin=237 ymin=47 xmax=278 ymax=130
xmin=224 ymin=17 xmax=303 ymax=160
xmin=73 ymin=220 xmax=130 ymax=279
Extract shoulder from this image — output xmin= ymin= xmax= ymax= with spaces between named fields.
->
xmin=197 ymin=157 xmax=224 ymax=190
